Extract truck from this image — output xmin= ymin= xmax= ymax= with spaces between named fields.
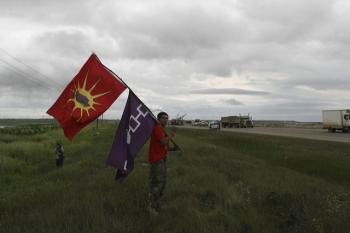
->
xmin=221 ymin=115 xmax=254 ymax=128
xmin=322 ymin=109 xmax=350 ymax=132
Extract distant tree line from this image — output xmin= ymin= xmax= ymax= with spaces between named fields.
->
xmin=0 ymin=124 xmax=58 ymax=135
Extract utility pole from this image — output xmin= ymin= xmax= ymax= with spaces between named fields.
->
xmin=96 ymin=116 xmax=99 ymax=130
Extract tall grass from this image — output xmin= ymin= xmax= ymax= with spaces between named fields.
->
xmin=1 ymin=123 xmax=350 ymax=233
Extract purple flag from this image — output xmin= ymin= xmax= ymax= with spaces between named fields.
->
xmin=107 ymin=91 xmax=157 ymax=180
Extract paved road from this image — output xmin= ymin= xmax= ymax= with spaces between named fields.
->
xmin=182 ymin=126 xmax=350 ymax=143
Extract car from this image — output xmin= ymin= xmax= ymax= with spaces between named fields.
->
xmin=191 ymin=119 xmax=201 ymax=126
xmin=191 ymin=121 xmax=200 ymax=126
xmin=199 ymin=121 xmax=209 ymax=127
xmin=209 ymin=121 xmax=220 ymax=130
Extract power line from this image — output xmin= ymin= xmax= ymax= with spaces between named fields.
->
xmin=0 ymin=48 xmax=62 ymax=87
xmin=0 ymin=47 xmax=62 ymax=89
xmin=0 ymin=58 xmax=57 ymax=90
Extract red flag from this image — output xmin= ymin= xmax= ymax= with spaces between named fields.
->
xmin=47 ymin=54 xmax=126 ymax=140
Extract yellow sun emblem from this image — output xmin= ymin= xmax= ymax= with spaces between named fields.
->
xmin=68 ymin=71 xmax=109 ymax=121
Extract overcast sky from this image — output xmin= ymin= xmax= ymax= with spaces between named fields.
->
xmin=0 ymin=0 xmax=349 ymax=121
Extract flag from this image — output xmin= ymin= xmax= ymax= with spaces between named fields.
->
xmin=47 ymin=54 xmax=126 ymax=140
xmin=107 ymin=91 xmax=157 ymax=180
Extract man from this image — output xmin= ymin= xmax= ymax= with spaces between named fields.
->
xmin=148 ymin=111 xmax=176 ymax=214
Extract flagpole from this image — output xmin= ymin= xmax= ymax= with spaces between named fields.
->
xmin=92 ymin=52 xmax=155 ymax=120
xmin=102 ymin=64 xmax=158 ymax=121
xmin=102 ymin=64 xmax=182 ymax=151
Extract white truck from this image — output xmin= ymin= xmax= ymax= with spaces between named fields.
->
xmin=322 ymin=109 xmax=350 ymax=132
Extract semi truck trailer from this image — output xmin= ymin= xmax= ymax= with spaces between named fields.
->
xmin=221 ymin=115 xmax=254 ymax=128
xmin=322 ymin=109 xmax=350 ymax=132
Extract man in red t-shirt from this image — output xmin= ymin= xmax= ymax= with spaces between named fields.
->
xmin=148 ymin=111 xmax=176 ymax=214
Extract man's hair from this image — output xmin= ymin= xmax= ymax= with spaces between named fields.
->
xmin=157 ymin=111 xmax=168 ymax=120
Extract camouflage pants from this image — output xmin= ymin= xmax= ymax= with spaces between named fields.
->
xmin=149 ymin=159 xmax=167 ymax=210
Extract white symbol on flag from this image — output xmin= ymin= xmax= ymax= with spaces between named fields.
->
xmin=126 ymin=104 xmax=149 ymax=145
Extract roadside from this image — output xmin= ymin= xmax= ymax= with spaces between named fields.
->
xmin=181 ymin=125 xmax=350 ymax=143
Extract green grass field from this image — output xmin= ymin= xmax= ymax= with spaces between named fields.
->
xmin=0 ymin=118 xmax=55 ymax=127
xmin=1 ymin=122 xmax=350 ymax=233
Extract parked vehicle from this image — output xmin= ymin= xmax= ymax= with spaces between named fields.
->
xmin=209 ymin=121 xmax=220 ymax=130
xmin=199 ymin=121 xmax=208 ymax=127
xmin=322 ymin=109 xmax=350 ymax=132
xmin=191 ymin=119 xmax=201 ymax=126
xmin=221 ymin=115 xmax=254 ymax=128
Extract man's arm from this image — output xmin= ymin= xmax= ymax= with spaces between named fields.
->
xmin=160 ymin=127 xmax=176 ymax=145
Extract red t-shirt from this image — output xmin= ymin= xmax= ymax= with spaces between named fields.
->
xmin=148 ymin=124 xmax=168 ymax=164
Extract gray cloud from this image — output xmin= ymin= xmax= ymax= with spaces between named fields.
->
xmin=223 ymin=98 xmax=244 ymax=106
xmin=35 ymin=30 xmax=93 ymax=58
xmin=115 ymin=5 xmax=242 ymax=59
xmin=237 ymin=0 xmax=334 ymax=42
xmin=192 ymin=88 xmax=269 ymax=95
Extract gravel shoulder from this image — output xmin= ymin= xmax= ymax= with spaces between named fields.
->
xmin=182 ymin=126 xmax=350 ymax=143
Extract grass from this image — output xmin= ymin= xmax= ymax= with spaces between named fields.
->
xmin=1 ymin=122 xmax=350 ymax=233
xmin=0 ymin=118 xmax=56 ymax=127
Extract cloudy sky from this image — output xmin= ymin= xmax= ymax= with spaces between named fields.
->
xmin=0 ymin=0 xmax=349 ymax=121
